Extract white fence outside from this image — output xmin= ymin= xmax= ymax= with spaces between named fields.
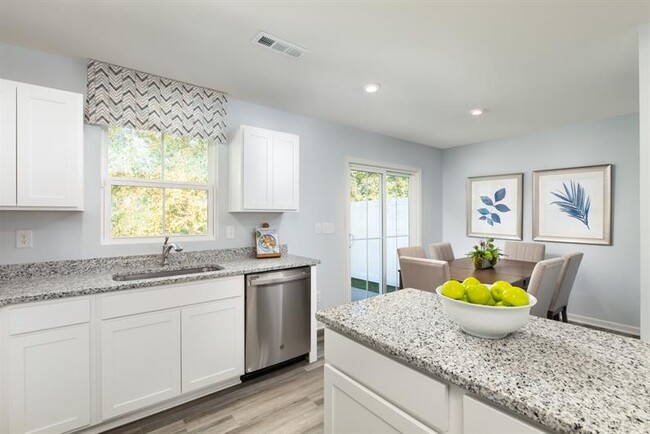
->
xmin=350 ymin=198 xmax=409 ymax=288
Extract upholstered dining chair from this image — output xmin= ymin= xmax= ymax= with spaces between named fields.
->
xmin=397 ymin=246 xmax=426 ymax=259
xmin=526 ymin=257 xmax=564 ymax=318
xmin=398 ymin=257 xmax=450 ymax=293
xmin=429 ymin=242 xmax=455 ymax=262
xmin=547 ymin=252 xmax=584 ymax=322
xmin=504 ymin=241 xmax=546 ymax=262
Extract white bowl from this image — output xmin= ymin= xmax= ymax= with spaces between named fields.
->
xmin=435 ymin=285 xmax=537 ymax=339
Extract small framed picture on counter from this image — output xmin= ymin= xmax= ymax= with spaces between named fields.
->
xmin=255 ymin=227 xmax=281 ymax=258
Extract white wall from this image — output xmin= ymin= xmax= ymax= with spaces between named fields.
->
xmin=0 ymin=42 xmax=444 ymax=310
xmin=639 ymin=24 xmax=649 ymax=342
xmin=442 ymin=114 xmax=640 ymax=331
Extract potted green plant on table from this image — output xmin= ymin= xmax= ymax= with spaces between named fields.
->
xmin=467 ymin=238 xmax=504 ymax=269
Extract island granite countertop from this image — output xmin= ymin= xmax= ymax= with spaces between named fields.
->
xmin=316 ymin=288 xmax=650 ymax=434
xmin=0 ymin=246 xmax=318 ymax=307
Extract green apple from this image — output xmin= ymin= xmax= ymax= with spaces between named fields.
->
xmin=441 ymin=280 xmax=465 ymax=300
xmin=466 ymin=284 xmax=491 ymax=305
xmin=490 ymin=281 xmax=511 ymax=301
xmin=462 ymin=277 xmax=481 ymax=288
xmin=502 ymin=286 xmax=529 ymax=307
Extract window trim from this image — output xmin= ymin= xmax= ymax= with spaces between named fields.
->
xmin=100 ymin=127 xmax=218 ymax=245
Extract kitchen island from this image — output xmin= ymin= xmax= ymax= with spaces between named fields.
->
xmin=316 ymin=288 xmax=649 ymax=434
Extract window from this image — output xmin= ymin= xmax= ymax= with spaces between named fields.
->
xmin=102 ymin=127 xmax=215 ymax=242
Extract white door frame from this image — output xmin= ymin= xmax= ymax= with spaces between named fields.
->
xmin=343 ymin=158 xmax=422 ymax=303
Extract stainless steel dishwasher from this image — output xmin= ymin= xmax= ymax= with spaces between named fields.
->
xmin=245 ymin=267 xmax=311 ymax=375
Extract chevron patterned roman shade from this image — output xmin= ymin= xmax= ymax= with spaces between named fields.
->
xmin=85 ymin=59 xmax=228 ymax=143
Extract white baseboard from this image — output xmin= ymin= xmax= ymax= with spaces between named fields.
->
xmin=569 ymin=313 xmax=640 ymax=336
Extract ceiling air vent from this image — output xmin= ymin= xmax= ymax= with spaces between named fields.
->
xmin=252 ymin=31 xmax=308 ymax=59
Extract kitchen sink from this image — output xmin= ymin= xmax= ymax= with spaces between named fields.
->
xmin=112 ymin=265 xmax=224 ymax=281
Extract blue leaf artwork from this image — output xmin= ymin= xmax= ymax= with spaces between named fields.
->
xmin=477 ymin=187 xmax=510 ymax=226
xmin=480 ymin=196 xmax=494 ymax=206
xmin=550 ymin=181 xmax=591 ymax=229
xmin=494 ymin=188 xmax=506 ymax=203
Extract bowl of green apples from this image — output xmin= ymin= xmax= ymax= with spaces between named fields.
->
xmin=435 ymin=278 xmax=537 ymax=339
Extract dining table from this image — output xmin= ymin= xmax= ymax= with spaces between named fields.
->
xmin=447 ymin=257 xmax=537 ymax=288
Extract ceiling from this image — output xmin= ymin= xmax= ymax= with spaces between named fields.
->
xmin=0 ymin=1 xmax=648 ymax=148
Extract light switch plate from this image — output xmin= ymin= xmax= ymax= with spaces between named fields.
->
xmin=226 ymin=226 xmax=235 ymax=239
xmin=323 ymin=223 xmax=335 ymax=234
xmin=315 ymin=223 xmax=322 ymax=234
xmin=16 ymin=230 xmax=33 ymax=248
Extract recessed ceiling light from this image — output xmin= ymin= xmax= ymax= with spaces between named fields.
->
xmin=470 ymin=108 xmax=485 ymax=116
xmin=363 ymin=83 xmax=381 ymax=93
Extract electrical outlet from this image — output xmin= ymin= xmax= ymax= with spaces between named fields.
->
xmin=323 ymin=223 xmax=335 ymax=234
xmin=315 ymin=223 xmax=322 ymax=234
xmin=16 ymin=230 xmax=33 ymax=248
xmin=316 ymin=290 xmax=322 ymax=303
xmin=226 ymin=225 xmax=235 ymax=239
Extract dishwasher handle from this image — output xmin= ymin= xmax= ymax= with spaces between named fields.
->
xmin=247 ymin=271 xmax=310 ymax=287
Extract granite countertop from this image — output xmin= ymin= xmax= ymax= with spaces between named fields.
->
xmin=316 ymin=289 xmax=650 ymax=434
xmin=0 ymin=247 xmax=318 ymax=307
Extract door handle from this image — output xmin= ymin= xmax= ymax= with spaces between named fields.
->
xmin=349 ymin=233 xmax=355 ymax=248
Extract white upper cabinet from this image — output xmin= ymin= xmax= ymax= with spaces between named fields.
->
xmin=229 ymin=125 xmax=299 ymax=212
xmin=0 ymin=80 xmax=17 ymax=207
xmin=0 ymin=79 xmax=84 ymax=210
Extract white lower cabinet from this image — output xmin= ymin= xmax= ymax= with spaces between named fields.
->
xmin=0 ymin=275 xmax=248 ymax=433
xmin=181 ymin=298 xmax=244 ymax=393
xmin=101 ymin=310 xmax=182 ymax=419
xmin=7 ymin=324 xmax=91 ymax=434
xmin=325 ymin=365 xmax=437 ymax=434
xmin=463 ymin=395 xmax=546 ymax=434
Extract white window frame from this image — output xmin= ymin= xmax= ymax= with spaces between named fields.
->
xmin=343 ymin=157 xmax=422 ymax=303
xmin=100 ymin=127 xmax=218 ymax=245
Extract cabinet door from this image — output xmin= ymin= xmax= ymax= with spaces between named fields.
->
xmin=463 ymin=395 xmax=548 ymax=434
xmin=181 ymin=297 xmax=244 ymax=393
xmin=324 ymin=365 xmax=437 ymax=434
xmin=7 ymin=325 xmax=90 ymax=434
xmin=242 ymin=126 xmax=273 ymax=209
xmin=272 ymin=132 xmax=299 ymax=210
xmin=0 ymin=80 xmax=17 ymax=206
xmin=101 ymin=310 xmax=181 ymax=420
xmin=16 ymin=83 xmax=83 ymax=208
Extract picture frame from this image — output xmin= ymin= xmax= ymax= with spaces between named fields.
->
xmin=466 ymin=173 xmax=523 ymax=240
xmin=532 ymin=164 xmax=612 ymax=245
xmin=255 ymin=227 xmax=281 ymax=258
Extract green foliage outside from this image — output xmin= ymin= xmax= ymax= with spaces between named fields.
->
xmin=108 ymin=127 xmax=210 ymax=238
xmin=350 ymin=170 xmax=410 ymax=202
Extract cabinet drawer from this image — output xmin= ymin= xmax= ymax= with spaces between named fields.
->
xmin=325 ymin=329 xmax=448 ymax=432
xmin=325 ymin=364 xmax=437 ymax=434
xmin=100 ymin=276 xmax=244 ymax=319
xmin=8 ymin=297 xmax=90 ymax=335
xmin=463 ymin=395 xmax=549 ymax=434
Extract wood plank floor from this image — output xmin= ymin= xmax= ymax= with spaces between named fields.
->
xmin=104 ymin=358 xmax=325 ymax=434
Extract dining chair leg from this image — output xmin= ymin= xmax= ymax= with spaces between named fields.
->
xmin=561 ymin=306 xmax=568 ymax=323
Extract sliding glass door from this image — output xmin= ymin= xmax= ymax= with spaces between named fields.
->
xmin=348 ymin=164 xmax=417 ymax=302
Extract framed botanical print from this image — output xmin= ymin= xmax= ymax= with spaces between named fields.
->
xmin=466 ymin=173 xmax=523 ymax=240
xmin=533 ymin=164 xmax=612 ymax=245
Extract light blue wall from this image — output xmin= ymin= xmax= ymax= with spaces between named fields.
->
xmin=0 ymin=42 xmax=444 ymax=309
xmin=441 ymin=114 xmax=640 ymax=329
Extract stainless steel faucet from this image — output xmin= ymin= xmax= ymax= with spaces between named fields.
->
xmin=161 ymin=237 xmax=183 ymax=266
